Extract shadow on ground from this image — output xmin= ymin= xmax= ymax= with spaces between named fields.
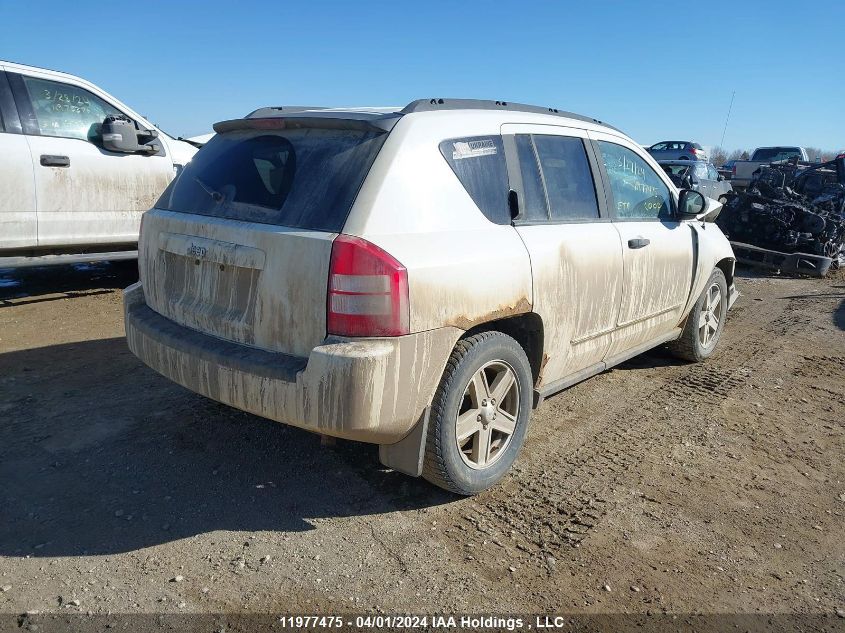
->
xmin=780 ymin=289 xmax=845 ymax=331
xmin=837 ymin=298 xmax=845 ymax=331
xmin=0 ymin=336 xmax=454 ymax=558
xmin=0 ymin=261 xmax=138 ymax=306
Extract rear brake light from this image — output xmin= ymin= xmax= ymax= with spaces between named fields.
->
xmin=327 ymin=235 xmax=409 ymax=337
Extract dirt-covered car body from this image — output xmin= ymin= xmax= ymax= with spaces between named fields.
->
xmin=124 ymin=99 xmax=737 ymax=487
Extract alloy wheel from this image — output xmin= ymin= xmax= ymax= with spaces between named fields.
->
xmin=698 ymin=282 xmax=723 ymax=348
xmin=455 ymin=361 xmax=520 ymax=469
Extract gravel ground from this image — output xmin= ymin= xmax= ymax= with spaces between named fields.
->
xmin=0 ymin=263 xmax=843 ymax=629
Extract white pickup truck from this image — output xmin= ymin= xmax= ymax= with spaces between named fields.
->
xmin=0 ymin=61 xmax=199 ymax=268
xmin=729 ymin=146 xmax=810 ymax=190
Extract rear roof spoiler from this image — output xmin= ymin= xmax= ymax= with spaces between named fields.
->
xmin=214 ymin=111 xmax=401 ymax=134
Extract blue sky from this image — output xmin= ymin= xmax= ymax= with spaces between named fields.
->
xmin=1 ymin=1 xmax=841 ymax=151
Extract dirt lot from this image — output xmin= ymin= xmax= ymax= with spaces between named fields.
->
xmin=0 ymin=263 xmax=843 ymax=627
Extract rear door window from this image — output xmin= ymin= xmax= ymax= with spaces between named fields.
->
xmin=514 ymin=134 xmax=549 ymax=222
xmin=440 ymin=136 xmax=509 ymax=224
xmin=158 ymin=127 xmax=387 ymax=231
xmin=532 ymin=135 xmax=600 ymax=221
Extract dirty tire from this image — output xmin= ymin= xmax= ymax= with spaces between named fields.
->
xmin=668 ymin=268 xmax=728 ymax=362
xmin=423 ymin=331 xmax=532 ymax=496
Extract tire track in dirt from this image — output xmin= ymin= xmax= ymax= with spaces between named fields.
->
xmin=445 ymin=295 xmax=790 ymax=564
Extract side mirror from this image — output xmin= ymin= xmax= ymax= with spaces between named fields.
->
xmin=677 ymin=189 xmax=707 ymax=220
xmin=717 ymin=174 xmax=725 ymax=181
xmin=100 ymin=114 xmax=158 ymax=154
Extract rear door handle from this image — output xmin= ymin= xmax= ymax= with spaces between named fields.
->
xmin=40 ymin=155 xmax=70 ymax=167
xmin=627 ymin=237 xmax=650 ymax=249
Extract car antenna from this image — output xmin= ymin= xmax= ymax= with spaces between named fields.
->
xmin=720 ymin=90 xmax=735 ymax=149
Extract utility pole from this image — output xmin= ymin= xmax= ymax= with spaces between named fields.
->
xmin=720 ymin=91 xmax=735 ymax=149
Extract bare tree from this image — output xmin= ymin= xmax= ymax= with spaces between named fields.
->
xmin=710 ymin=146 xmax=728 ymax=167
xmin=723 ymin=149 xmax=749 ymax=161
xmin=804 ymin=147 xmax=838 ymax=162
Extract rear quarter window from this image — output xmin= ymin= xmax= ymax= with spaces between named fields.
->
xmin=439 ymin=136 xmax=510 ymax=224
xmin=157 ymin=127 xmax=387 ymax=231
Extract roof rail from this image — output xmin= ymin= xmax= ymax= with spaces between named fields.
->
xmin=401 ymin=98 xmax=618 ymax=131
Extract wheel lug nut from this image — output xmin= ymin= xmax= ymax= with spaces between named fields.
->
xmin=481 ymin=399 xmax=487 ymax=406
xmin=476 ymin=414 xmax=482 ymax=421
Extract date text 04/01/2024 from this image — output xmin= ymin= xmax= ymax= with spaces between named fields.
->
xmin=277 ymin=615 xmax=531 ymax=630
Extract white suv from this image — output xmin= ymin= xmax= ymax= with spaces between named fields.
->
xmin=124 ymin=99 xmax=738 ymax=495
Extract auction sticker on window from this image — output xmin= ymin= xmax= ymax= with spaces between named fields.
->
xmin=452 ymin=139 xmax=497 ymax=159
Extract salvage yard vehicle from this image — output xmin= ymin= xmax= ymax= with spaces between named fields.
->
xmin=124 ymin=99 xmax=738 ymax=495
xmin=660 ymin=160 xmax=733 ymax=203
xmin=0 ymin=61 xmax=199 ymax=268
xmin=730 ymin=146 xmax=810 ymax=190
xmin=718 ymin=159 xmax=737 ymax=180
xmin=717 ymin=157 xmax=845 ymax=277
xmin=646 ymin=140 xmax=708 ymax=162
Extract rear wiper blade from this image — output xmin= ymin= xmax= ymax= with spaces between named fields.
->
xmin=179 ymin=136 xmax=205 ymax=149
xmin=194 ymin=177 xmax=224 ymax=203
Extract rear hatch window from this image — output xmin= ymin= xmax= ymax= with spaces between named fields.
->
xmin=157 ymin=126 xmax=387 ymax=231
xmin=752 ymin=147 xmax=802 ymax=162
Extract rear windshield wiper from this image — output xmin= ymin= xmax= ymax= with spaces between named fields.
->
xmin=194 ymin=177 xmax=224 ymax=203
xmin=178 ymin=136 xmax=205 ymax=149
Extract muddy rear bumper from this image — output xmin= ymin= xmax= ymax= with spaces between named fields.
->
xmin=123 ymin=282 xmax=459 ymax=445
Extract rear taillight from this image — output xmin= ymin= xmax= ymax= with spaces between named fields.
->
xmin=691 ymin=147 xmax=700 ymax=156
xmin=327 ymin=235 xmax=409 ymax=337
xmin=732 ymin=164 xmax=737 ymax=175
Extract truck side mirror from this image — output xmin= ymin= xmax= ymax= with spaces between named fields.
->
xmin=677 ymin=189 xmax=706 ymax=220
xmin=100 ymin=114 xmax=158 ymax=154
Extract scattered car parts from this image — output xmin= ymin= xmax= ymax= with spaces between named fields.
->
xmin=716 ymin=157 xmax=845 ymax=277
